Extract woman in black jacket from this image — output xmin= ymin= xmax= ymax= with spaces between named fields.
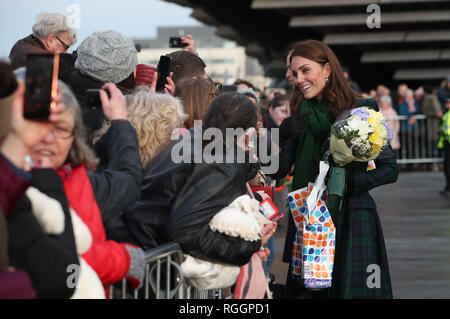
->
xmin=123 ymin=92 xmax=275 ymax=266
xmin=1 ymin=61 xmax=78 ymax=298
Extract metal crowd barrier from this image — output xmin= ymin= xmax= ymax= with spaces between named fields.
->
xmin=385 ymin=115 xmax=443 ymax=165
xmin=109 ymin=242 xmax=224 ymax=299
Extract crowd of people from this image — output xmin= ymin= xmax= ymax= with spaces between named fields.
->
xmin=341 ymin=71 xmax=450 ymax=196
xmin=0 ymin=11 xmax=448 ymax=299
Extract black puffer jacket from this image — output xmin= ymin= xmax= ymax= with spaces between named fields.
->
xmin=122 ymin=128 xmax=261 ymax=266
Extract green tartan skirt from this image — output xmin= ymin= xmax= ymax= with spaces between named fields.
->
xmin=286 ymin=206 xmax=393 ymax=299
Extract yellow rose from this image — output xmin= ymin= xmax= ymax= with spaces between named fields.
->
xmin=371 ymin=143 xmax=382 ymax=154
xmin=367 ymin=110 xmax=384 ymax=127
xmin=376 ymin=123 xmax=387 ymax=141
xmin=369 ymin=131 xmax=382 ymax=147
xmin=368 ymin=117 xmax=381 ymax=127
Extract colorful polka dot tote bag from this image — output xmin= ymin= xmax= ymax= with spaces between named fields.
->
xmin=287 ymin=162 xmax=336 ymax=289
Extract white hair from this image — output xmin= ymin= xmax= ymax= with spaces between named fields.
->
xmin=32 ymin=12 xmax=77 ymax=44
xmin=380 ymin=95 xmax=392 ymax=105
xmin=403 ymin=88 xmax=414 ymax=98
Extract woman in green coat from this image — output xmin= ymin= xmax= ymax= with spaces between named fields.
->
xmin=274 ymin=40 xmax=398 ymax=299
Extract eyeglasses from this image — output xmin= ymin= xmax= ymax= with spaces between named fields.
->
xmin=55 ymin=35 xmax=71 ymax=51
xmin=52 ymin=125 xmax=74 ymax=139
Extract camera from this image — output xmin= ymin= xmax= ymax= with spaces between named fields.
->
xmin=85 ymin=89 xmax=111 ymax=108
xmin=169 ymin=37 xmax=188 ymax=48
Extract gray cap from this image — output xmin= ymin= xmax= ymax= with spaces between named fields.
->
xmin=75 ymin=30 xmax=137 ymax=83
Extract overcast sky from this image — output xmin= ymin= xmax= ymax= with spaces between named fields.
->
xmin=0 ymin=0 xmax=201 ymax=58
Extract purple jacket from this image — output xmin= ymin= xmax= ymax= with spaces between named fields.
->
xmin=0 ymin=154 xmax=34 ymax=299
xmin=0 ymin=270 xmax=35 ymax=299
xmin=0 ymin=153 xmax=32 ymax=216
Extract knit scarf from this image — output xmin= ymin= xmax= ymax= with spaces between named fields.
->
xmin=291 ymin=97 xmax=334 ymax=191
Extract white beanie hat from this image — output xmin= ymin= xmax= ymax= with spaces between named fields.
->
xmin=75 ymin=30 xmax=137 ymax=83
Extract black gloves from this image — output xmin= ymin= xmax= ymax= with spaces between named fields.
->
xmin=279 ymin=111 xmax=312 ymax=149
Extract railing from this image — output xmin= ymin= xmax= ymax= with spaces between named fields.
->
xmin=109 ymin=242 xmax=224 ymax=299
xmin=385 ymin=115 xmax=443 ymax=165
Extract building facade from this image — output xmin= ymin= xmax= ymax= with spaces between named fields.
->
xmin=134 ymin=26 xmax=268 ymax=89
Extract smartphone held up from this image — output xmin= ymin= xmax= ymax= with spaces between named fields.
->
xmin=169 ymin=37 xmax=188 ymax=48
xmin=23 ymin=53 xmax=60 ymax=119
xmin=155 ymin=55 xmax=172 ymax=93
xmin=85 ymin=88 xmax=111 ymax=108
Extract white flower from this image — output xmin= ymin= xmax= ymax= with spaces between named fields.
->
xmin=347 ymin=116 xmax=372 ymax=140
xmin=346 ymin=117 xmax=363 ymax=131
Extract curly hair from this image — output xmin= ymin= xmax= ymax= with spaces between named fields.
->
xmin=126 ymin=87 xmax=187 ymax=169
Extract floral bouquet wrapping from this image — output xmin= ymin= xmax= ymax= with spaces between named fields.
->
xmin=330 ymin=107 xmax=392 ymax=167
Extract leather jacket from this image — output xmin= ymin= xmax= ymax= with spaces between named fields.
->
xmin=122 ymin=128 xmax=261 ymax=266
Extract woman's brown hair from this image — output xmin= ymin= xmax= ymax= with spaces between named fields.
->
xmin=289 ymin=39 xmax=361 ymax=116
xmin=174 ymin=77 xmax=216 ymax=129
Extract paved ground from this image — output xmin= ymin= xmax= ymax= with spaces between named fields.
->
xmin=269 ymin=171 xmax=450 ymax=299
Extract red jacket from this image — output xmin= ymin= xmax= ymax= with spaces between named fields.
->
xmin=59 ymin=165 xmax=131 ymax=286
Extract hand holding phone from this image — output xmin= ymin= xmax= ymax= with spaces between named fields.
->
xmin=99 ymin=83 xmax=127 ymax=121
xmin=151 ymin=71 xmax=176 ymax=96
xmin=155 ymin=55 xmax=172 ymax=92
xmin=169 ymin=37 xmax=188 ymax=48
xmin=24 ymin=53 xmax=60 ymax=119
xmin=85 ymin=89 xmax=111 ymax=108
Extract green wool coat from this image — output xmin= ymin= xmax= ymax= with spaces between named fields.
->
xmin=283 ymin=98 xmax=399 ymax=299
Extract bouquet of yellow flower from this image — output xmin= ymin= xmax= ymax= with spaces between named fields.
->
xmin=329 ymin=107 xmax=392 ymax=167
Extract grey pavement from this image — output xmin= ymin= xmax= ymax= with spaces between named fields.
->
xmin=269 ymin=171 xmax=450 ymax=299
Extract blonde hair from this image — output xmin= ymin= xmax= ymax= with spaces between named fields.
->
xmin=126 ymin=87 xmax=187 ymax=169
